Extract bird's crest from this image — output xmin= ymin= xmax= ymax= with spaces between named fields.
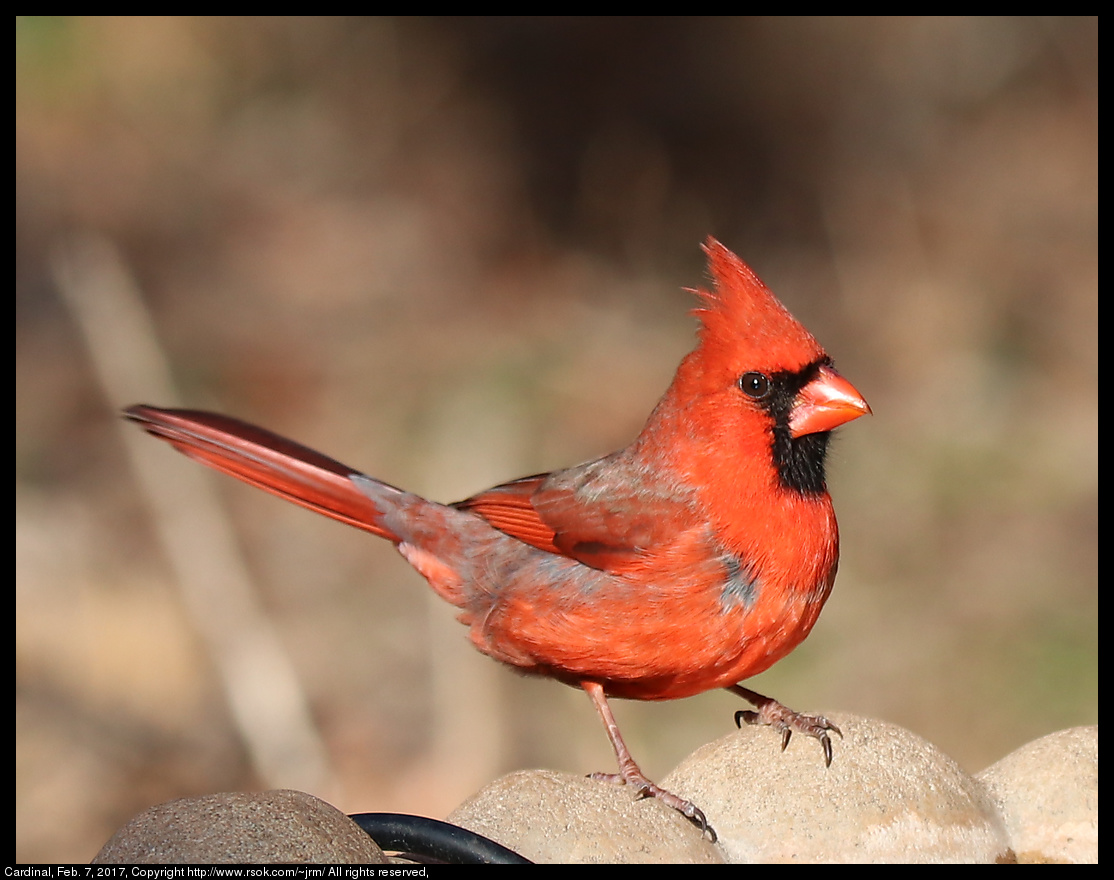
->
xmin=689 ymin=238 xmax=825 ymax=374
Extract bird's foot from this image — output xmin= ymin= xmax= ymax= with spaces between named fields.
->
xmin=591 ymin=769 xmax=715 ymax=842
xmin=727 ymin=684 xmax=842 ymax=766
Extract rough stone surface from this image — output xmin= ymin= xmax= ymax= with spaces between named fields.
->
xmin=662 ymin=712 xmax=1014 ymax=863
xmin=976 ymin=725 xmax=1098 ymax=864
xmin=93 ymin=789 xmax=387 ymax=864
xmin=90 ymin=723 xmax=1097 ymax=864
xmin=448 ymin=769 xmax=724 ymax=863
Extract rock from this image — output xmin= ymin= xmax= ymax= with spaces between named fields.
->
xmin=448 ymin=769 xmax=724 ymax=863
xmin=662 ymin=712 xmax=1013 ymax=863
xmin=977 ymin=726 xmax=1098 ymax=864
xmin=92 ymin=789 xmax=387 ymax=864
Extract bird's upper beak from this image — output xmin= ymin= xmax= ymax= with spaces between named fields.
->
xmin=789 ymin=364 xmax=872 ymax=437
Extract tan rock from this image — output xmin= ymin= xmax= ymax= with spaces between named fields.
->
xmin=662 ymin=712 xmax=1013 ymax=863
xmin=448 ymin=769 xmax=724 ymax=863
xmin=977 ymin=726 xmax=1098 ymax=864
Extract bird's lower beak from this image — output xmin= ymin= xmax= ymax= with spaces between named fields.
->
xmin=789 ymin=364 xmax=872 ymax=437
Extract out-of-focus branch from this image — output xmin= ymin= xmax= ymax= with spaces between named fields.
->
xmin=52 ymin=232 xmax=336 ymax=798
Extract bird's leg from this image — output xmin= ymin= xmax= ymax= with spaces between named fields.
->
xmin=581 ymin=681 xmax=714 ymax=841
xmin=727 ymin=683 xmax=842 ymax=766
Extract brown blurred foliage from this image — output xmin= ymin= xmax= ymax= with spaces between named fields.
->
xmin=17 ymin=17 xmax=1096 ymax=862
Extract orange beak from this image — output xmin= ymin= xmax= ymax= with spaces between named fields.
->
xmin=789 ymin=364 xmax=872 ymax=438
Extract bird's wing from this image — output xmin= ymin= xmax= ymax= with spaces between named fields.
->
xmin=452 ymin=474 xmax=560 ymax=554
xmin=454 ymin=454 xmax=695 ymax=573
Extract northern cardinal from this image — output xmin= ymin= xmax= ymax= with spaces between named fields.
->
xmin=125 ymin=239 xmax=869 ymax=838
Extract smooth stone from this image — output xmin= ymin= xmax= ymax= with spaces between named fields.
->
xmin=92 ymin=789 xmax=386 ymax=864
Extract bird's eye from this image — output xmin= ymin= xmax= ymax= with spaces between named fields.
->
xmin=739 ymin=372 xmax=770 ymax=399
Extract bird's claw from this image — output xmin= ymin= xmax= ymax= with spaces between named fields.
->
xmin=590 ymin=770 xmax=716 ymax=842
xmin=734 ymin=701 xmax=842 ymax=767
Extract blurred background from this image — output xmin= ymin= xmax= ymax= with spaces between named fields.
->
xmin=17 ymin=17 xmax=1096 ymax=862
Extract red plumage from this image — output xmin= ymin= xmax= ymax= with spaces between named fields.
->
xmin=124 ymin=238 xmax=870 ymax=837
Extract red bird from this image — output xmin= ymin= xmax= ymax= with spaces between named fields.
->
xmin=125 ymin=239 xmax=869 ymax=838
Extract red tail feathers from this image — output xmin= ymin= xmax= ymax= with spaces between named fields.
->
xmin=124 ymin=405 xmax=400 ymax=541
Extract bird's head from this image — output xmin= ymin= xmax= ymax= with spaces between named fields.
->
xmin=642 ymin=238 xmax=871 ymax=496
